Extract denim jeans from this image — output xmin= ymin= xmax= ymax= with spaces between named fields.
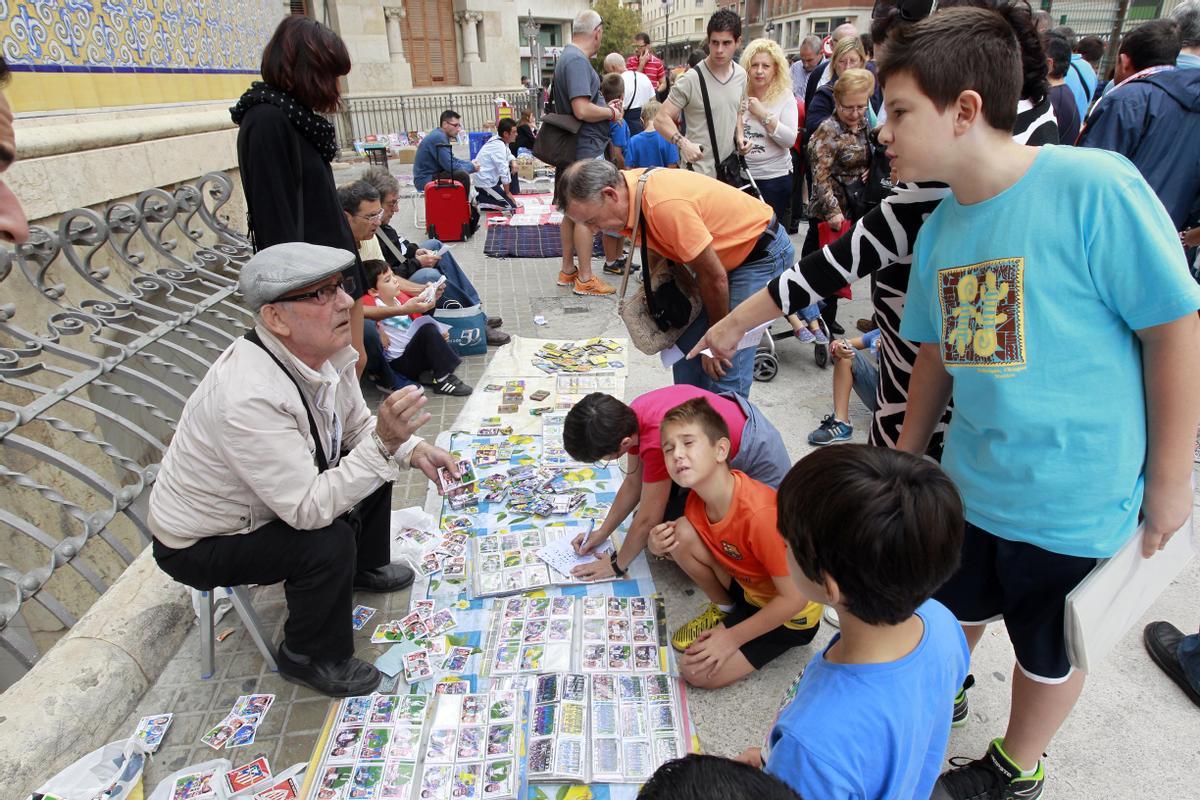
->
xmin=797 ymin=301 xmax=824 ymax=323
xmin=672 ymin=222 xmax=795 ymax=397
xmin=1181 ymin=631 xmax=1200 ymax=692
xmin=755 ymin=174 xmax=792 ymax=225
xmin=363 ymin=321 xmax=415 ymax=391
xmin=409 ymin=238 xmax=482 ymax=308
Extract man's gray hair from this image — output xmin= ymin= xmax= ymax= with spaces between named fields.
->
xmin=1171 ymin=0 xmax=1200 ymax=47
xmin=603 ymin=52 xmax=625 ymax=72
xmin=555 ymin=159 xmax=622 ymax=209
xmin=336 ymin=179 xmax=381 ymax=214
xmin=573 ymin=9 xmax=602 ymax=35
xmin=800 ymin=34 xmax=822 ymax=52
xmin=360 ymin=166 xmax=401 ymax=200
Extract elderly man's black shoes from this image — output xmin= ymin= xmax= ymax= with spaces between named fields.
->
xmin=353 ymin=563 xmax=415 ymax=593
xmin=277 ymin=645 xmax=381 ymax=697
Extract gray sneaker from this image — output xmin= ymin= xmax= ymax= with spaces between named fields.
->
xmin=808 ymin=414 xmax=853 ymax=446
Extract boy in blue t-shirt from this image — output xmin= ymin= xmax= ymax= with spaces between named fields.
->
xmin=737 ymin=445 xmax=970 ymax=800
xmin=626 ymin=100 xmax=681 ymax=169
xmin=878 ymin=7 xmax=1200 ymax=799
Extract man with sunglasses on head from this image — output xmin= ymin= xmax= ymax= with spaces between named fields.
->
xmin=150 ymin=242 xmax=459 ymax=698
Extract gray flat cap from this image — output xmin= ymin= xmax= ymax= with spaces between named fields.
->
xmin=238 ymin=242 xmax=355 ymax=310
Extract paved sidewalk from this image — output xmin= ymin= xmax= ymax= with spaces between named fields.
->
xmin=118 ymin=197 xmax=1200 ymax=796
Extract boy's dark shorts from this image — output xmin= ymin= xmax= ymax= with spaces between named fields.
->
xmin=934 ymin=521 xmax=1097 ymax=682
xmin=724 ymin=580 xmax=819 ymax=670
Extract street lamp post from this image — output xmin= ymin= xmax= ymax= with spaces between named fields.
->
xmin=523 ymin=11 xmax=541 ymax=116
xmin=663 ymin=0 xmax=670 ymax=67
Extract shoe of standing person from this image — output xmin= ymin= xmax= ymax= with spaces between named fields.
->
xmin=828 ymin=320 xmax=846 ymax=335
xmin=930 ymin=739 xmax=1044 ymax=800
xmin=1144 ymin=621 xmax=1200 ymax=707
xmin=573 ymin=275 xmax=616 ymax=296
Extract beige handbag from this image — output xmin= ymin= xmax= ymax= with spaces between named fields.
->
xmin=617 ymin=170 xmax=703 ymax=355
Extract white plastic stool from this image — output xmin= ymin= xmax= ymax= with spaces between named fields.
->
xmin=198 ymin=586 xmax=278 ymax=679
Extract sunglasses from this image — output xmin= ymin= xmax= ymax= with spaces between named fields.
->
xmin=871 ymin=0 xmax=938 ymax=23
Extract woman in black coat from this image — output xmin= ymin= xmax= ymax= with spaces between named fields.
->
xmin=230 ymin=17 xmax=370 ymax=373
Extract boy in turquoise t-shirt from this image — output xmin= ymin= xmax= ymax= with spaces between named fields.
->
xmin=877 ymin=6 xmax=1200 ymax=799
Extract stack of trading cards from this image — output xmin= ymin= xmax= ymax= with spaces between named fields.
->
xmin=472 ymin=523 xmax=608 ymax=598
xmin=199 ymin=693 xmax=274 ymax=750
xmin=420 ymin=690 xmax=526 ymax=800
xmin=531 ymin=339 xmax=625 ymax=375
xmin=313 ymin=694 xmax=430 ymax=800
xmin=439 ymin=456 xmax=480 ymax=512
xmin=371 ymin=602 xmax=465 ymax=683
xmin=132 ymin=713 xmax=172 ymax=752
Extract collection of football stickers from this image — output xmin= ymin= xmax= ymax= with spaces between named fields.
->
xmin=394 ymin=525 xmax=470 ymax=580
xmin=419 ymin=691 xmax=526 ymax=800
xmin=311 ymin=694 xmax=431 ymax=800
xmin=471 ymin=522 xmax=604 ymax=598
xmin=370 ymin=600 xmax=463 ymax=684
xmin=199 ymin=694 xmax=274 ymax=750
xmin=531 ymin=339 xmax=624 ymax=375
xmin=482 ymin=595 xmax=666 ymax=676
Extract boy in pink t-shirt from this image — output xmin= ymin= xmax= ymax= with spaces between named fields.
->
xmin=561 ymin=387 xmax=790 ymax=581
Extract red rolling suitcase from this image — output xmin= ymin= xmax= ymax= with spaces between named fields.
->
xmin=424 ymin=178 xmax=473 ymax=242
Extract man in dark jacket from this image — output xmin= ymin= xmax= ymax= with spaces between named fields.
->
xmin=1079 ymin=19 xmax=1200 ymax=233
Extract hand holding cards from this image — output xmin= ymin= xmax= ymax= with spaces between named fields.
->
xmin=417 ymin=275 xmax=446 ymax=305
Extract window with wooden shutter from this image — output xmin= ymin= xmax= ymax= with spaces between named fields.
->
xmin=403 ymin=0 xmax=460 ymax=87
xmin=289 ymin=0 xmax=307 ymax=14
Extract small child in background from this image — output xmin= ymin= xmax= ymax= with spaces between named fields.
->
xmin=625 ymin=100 xmax=681 ymax=168
xmin=740 ymin=444 xmax=969 ymax=800
xmin=648 ymin=398 xmax=821 ymax=690
xmin=599 ymin=72 xmax=633 ymax=274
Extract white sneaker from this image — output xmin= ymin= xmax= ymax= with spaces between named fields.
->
xmin=822 ymin=606 xmax=840 ymax=629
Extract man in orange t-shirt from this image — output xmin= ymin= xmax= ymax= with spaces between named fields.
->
xmin=648 ymin=396 xmax=821 ymax=689
xmin=556 ymin=159 xmax=795 ymax=397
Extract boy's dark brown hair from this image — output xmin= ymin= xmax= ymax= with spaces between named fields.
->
xmin=362 ymin=258 xmax=392 ymax=290
xmin=562 ymin=393 xmax=639 ymax=463
xmin=777 ymin=444 xmax=964 ymax=626
xmin=877 ymin=4 xmax=1038 ymax=132
xmin=660 ymin=397 xmax=731 ymax=447
xmin=600 ymin=72 xmax=624 ymax=104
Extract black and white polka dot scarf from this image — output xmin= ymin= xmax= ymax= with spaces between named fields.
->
xmin=230 ymin=81 xmax=339 ymax=163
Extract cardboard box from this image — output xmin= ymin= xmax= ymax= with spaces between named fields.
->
xmin=516 ymin=158 xmax=537 ymax=180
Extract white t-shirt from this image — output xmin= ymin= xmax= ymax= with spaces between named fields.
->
xmin=621 ymin=71 xmax=655 ymax=111
xmin=742 ymin=92 xmax=799 ymax=180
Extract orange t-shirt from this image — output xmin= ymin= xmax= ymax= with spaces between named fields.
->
xmin=620 ymin=168 xmax=773 ymax=269
xmin=684 ymin=470 xmax=810 ymax=628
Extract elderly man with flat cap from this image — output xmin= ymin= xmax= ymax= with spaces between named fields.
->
xmin=150 ymin=242 xmax=458 ymax=697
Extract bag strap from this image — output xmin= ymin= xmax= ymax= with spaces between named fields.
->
xmin=694 ymin=64 xmax=723 ymax=167
xmin=243 ymin=329 xmax=329 ymax=473
xmin=377 ymin=230 xmax=407 ymax=264
xmin=619 ymin=168 xmax=659 ymax=304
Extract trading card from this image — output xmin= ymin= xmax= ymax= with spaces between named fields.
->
xmin=523 ymin=548 xmax=543 ymax=566
xmin=460 ymin=693 xmax=485 ymax=725
xmin=592 ymin=702 xmax=618 ymax=736
xmin=435 ymin=679 xmax=470 ymax=695
xmin=529 ymin=407 xmax=551 ymax=416
xmin=502 ymin=618 xmax=524 ymax=640
xmin=172 ymin=769 xmax=217 ymax=800
xmin=315 ymin=766 xmax=353 ymax=800
xmin=451 ymin=762 xmax=481 ymax=800
xmin=443 ymin=515 xmax=474 ymax=533
xmin=535 ymin=673 xmax=559 ymax=703
xmin=425 ymin=727 xmax=457 ymax=763
xmin=632 ymin=619 xmax=656 ymax=644
xmin=342 ymin=696 xmax=372 ymax=725
xmin=419 ymin=765 xmax=452 ymax=800
xmin=524 ymin=564 xmax=551 ymax=586
xmin=446 ymin=485 xmax=478 ymax=512
xmin=623 ymin=740 xmax=653 ymax=779
xmin=224 ymin=762 xmax=271 ymax=796
xmin=457 ymin=726 xmax=484 ymax=760
xmin=634 ymin=645 xmax=658 ymax=671
xmin=550 ymin=596 xmax=574 ymax=617
xmin=438 ymin=459 xmax=477 ymax=492
xmin=403 ymin=650 xmax=433 ymax=683
xmin=522 ymin=618 xmax=548 ymax=643
xmin=497 ymin=404 xmax=519 ymax=414
xmin=441 ymin=555 xmax=467 ymax=580
xmin=484 ymin=384 xmax=503 ymax=392
xmin=427 ymin=608 xmax=458 ymax=636
xmin=415 ymin=551 xmax=444 ymax=576
xmin=644 ymin=674 xmax=673 ymax=701
xmin=488 ymin=691 xmax=517 ymax=723
xmin=253 ymin=775 xmax=300 ymax=800
xmin=358 ymin=727 xmax=390 ymax=761
xmin=591 ymin=674 xmax=616 ymax=701
xmin=607 ymin=618 xmax=630 ymax=643
xmin=370 ymin=621 xmax=402 ymax=644
xmin=399 ymin=611 xmax=430 ymax=637
xmin=560 ymin=702 xmax=586 ymax=736
xmin=443 ymin=646 xmax=473 ymax=674
xmin=555 ymin=737 xmax=586 ymax=779
xmin=622 ymin=704 xmax=646 ymax=738
xmin=352 ymin=604 xmax=377 ymax=631
xmin=527 ymin=596 xmax=551 ymax=616
xmin=397 ymin=694 xmax=428 ymax=721
xmin=527 ymin=737 xmax=555 ymax=775
xmin=547 ymin=618 xmax=571 ymax=642
xmin=475 ymin=445 xmax=499 ymax=466
xmin=592 ymin=738 xmax=622 ymax=777
xmin=502 ymin=550 xmax=522 ymax=569
xmin=348 ymin=764 xmax=383 ymax=799
xmin=503 ymin=569 xmax=526 ymax=591
xmin=581 ymin=644 xmax=605 ymax=671
xmin=479 ymin=474 xmax=506 ymax=492
xmin=618 ymin=674 xmax=644 ymax=701
xmin=561 ymin=673 xmax=587 ymax=702
xmin=477 ymin=425 xmax=512 ymax=436
xmin=501 ymin=390 xmax=523 ymax=404
xmin=441 ymin=532 xmax=469 ymax=556
xmin=227 ymin=720 xmax=257 ymax=748
xmin=388 ymin=724 xmax=422 ymax=760
xmin=482 ymin=759 xmax=515 ymax=800
xmin=529 ymin=389 xmax=550 ymax=402
xmin=532 ymin=703 xmax=557 ymax=736
xmin=325 ymin=725 xmax=365 ymax=763
xmin=234 ymin=694 xmax=275 ymax=720
xmin=479 ymin=570 xmax=503 ymax=593
xmin=199 ymin=715 xmax=245 ymax=750
xmin=504 ymin=379 xmax=526 ymax=391
xmin=479 ymin=536 xmax=501 ymax=554
xmin=379 ymin=761 xmax=415 ymax=800
xmin=502 ymin=597 xmax=525 ymax=618
xmin=582 ymin=618 xmax=606 ymax=642
xmin=654 ymin=735 xmax=682 ymax=765
xmin=486 ymin=723 xmax=515 ymax=756
xmin=492 ymin=642 xmax=520 ymax=674
xmin=607 ymin=644 xmax=632 ymax=671
xmin=607 ymin=597 xmax=626 ymax=617
xmin=499 ymin=531 xmax=523 ymax=550
xmin=484 ymin=487 xmax=508 ymax=503
xmin=134 ymin=713 xmax=173 ymax=752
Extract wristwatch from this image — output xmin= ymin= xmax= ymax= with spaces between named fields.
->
xmin=609 ymin=551 xmax=627 ymax=577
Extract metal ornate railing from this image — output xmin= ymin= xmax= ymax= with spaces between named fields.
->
xmin=0 ymin=172 xmax=253 ymax=676
xmin=328 ymin=88 xmax=542 ymax=150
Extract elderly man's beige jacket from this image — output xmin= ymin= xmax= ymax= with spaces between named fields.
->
xmin=149 ymin=324 xmax=422 ymax=548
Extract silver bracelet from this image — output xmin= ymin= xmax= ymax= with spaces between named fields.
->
xmin=371 ymin=431 xmax=395 ymax=463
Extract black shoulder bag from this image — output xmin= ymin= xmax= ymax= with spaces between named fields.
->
xmin=691 ymin=64 xmax=759 ymax=198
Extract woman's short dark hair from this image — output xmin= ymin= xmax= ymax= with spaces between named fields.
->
xmin=562 ymin=393 xmax=639 ymax=463
xmin=260 ymin=16 xmax=350 ymax=113
xmin=777 ymin=444 xmax=964 ymax=626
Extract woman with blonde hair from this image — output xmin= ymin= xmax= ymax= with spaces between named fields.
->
xmin=803 ymin=36 xmax=869 ymax=142
xmin=738 ymin=38 xmax=800 ymax=222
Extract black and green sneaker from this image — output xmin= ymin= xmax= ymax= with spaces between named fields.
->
xmin=952 ymin=673 xmax=976 ymax=728
xmin=932 ymin=739 xmax=1045 ymax=800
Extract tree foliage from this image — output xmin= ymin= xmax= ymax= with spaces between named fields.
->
xmin=591 ymin=0 xmax=643 ymax=71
